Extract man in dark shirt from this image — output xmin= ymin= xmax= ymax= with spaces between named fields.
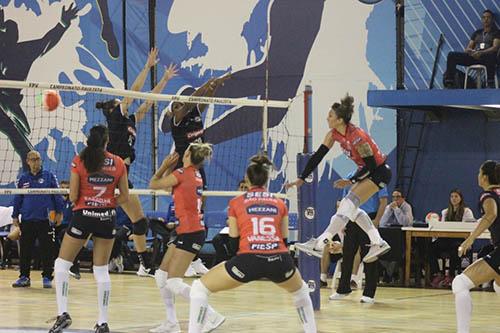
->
xmin=444 ymin=9 xmax=500 ymax=88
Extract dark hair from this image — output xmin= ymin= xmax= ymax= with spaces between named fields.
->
xmin=446 ymin=188 xmax=465 ymax=221
xmin=80 ymin=124 xmax=109 ymax=174
xmin=480 ymin=160 xmax=500 ymax=185
xmin=331 ymin=94 xmax=355 ymax=124
xmin=246 ymin=154 xmax=273 ymax=187
xmin=60 ymin=180 xmax=70 ymax=186
xmin=393 ymin=188 xmax=404 ymax=198
xmin=188 ymin=143 xmax=213 ymax=167
xmin=483 ymin=9 xmax=495 ymax=17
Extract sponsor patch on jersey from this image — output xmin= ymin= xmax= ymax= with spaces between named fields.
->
xmin=38 ymin=178 xmax=44 ymax=184
xmin=82 ymin=209 xmax=116 ymax=220
xmin=70 ymin=227 xmax=83 ymax=236
xmin=231 ymin=266 xmax=245 ymax=279
xmin=103 ymin=158 xmax=115 ymax=167
xmin=250 ymin=242 xmax=279 ymax=251
xmin=87 ymin=173 xmax=115 ymax=185
xmin=247 ymin=204 xmax=278 ymax=215
xmin=22 ymin=182 xmax=30 ymax=188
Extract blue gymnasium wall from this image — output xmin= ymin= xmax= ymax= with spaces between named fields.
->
xmin=0 ymin=1 xmax=397 ymax=224
xmin=404 ymin=0 xmax=500 ymax=219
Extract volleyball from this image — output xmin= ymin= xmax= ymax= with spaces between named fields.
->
xmin=425 ymin=212 xmax=440 ymax=224
xmin=43 ymin=90 xmax=60 ymax=112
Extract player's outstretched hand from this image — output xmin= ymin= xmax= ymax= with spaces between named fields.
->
xmin=284 ymin=178 xmax=304 ymax=191
xmin=333 ymin=179 xmax=352 ymax=189
xmin=163 ymin=63 xmax=178 ymax=81
xmin=161 ymin=152 xmax=179 ymax=170
xmin=146 ymin=47 xmax=159 ymax=68
xmin=61 ymin=3 xmax=79 ymax=27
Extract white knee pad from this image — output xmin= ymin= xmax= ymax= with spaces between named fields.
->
xmin=494 ymin=281 xmax=500 ymax=295
xmin=155 ymin=269 xmax=168 ymax=289
xmin=93 ymin=265 xmax=111 ymax=283
xmin=190 ymin=279 xmax=211 ymax=299
xmin=336 ymin=197 xmax=358 ymax=221
xmin=54 ymin=258 xmax=73 ymax=273
xmin=165 ymin=277 xmax=185 ymax=296
xmin=452 ymin=274 xmax=474 ymax=295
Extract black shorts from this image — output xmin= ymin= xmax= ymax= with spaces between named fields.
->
xmin=125 ymin=164 xmax=134 ymax=189
xmin=66 ymin=209 xmax=117 ymax=240
xmin=173 ymin=230 xmax=206 ymax=254
xmin=367 ymin=163 xmax=392 ymax=189
xmin=225 ymin=252 xmax=296 ymax=283
xmin=484 ymin=246 xmax=500 ymax=275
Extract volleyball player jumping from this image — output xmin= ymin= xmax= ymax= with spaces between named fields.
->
xmin=287 ymin=94 xmax=390 ymax=263
xmin=188 ymin=155 xmax=317 ymax=333
xmin=49 ymin=125 xmax=129 ymax=333
xmin=97 ymin=47 xmax=177 ymax=276
xmin=149 ymin=143 xmax=224 ymax=333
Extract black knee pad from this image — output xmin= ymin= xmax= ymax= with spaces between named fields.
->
xmin=132 ymin=217 xmax=149 ymax=235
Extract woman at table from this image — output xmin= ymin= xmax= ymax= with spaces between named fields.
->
xmin=429 ymin=188 xmax=475 ymax=288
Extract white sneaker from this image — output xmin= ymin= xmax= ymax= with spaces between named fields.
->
xmin=149 ymin=321 xmax=181 ymax=333
xmin=363 ymin=240 xmax=391 ymax=263
xmin=329 ymin=292 xmax=349 ymax=301
xmin=137 ymin=264 xmax=154 ymax=278
xmin=295 ymin=238 xmax=323 ymax=258
xmin=184 ymin=264 xmax=197 ymax=278
xmin=115 ymin=255 xmax=124 ymax=273
xmin=202 ymin=310 xmax=225 ymax=333
xmin=192 ymin=258 xmax=209 ymax=275
xmin=108 ymin=258 xmax=117 ymax=272
xmin=360 ymin=296 xmax=375 ymax=304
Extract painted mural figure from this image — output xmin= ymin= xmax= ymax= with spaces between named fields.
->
xmin=0 ymin=3 xmax=79 ymax=168
xmin=159 ymin=0 xmax=325 ymax=144
xmin=96 ymin=0 xmax=119 ymax=59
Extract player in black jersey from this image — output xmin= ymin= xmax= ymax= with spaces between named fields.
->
xmin=96 ymin=48 xmax=178 ymax=277
xmin=159 ymin=73 xmax=231 ymax=189
xmin=452 ymin=160 xmax=500 ymax=333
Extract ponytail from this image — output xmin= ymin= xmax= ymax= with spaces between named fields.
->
xmin=80 ymin=124 xmax=109 ymax=173
xmin=246 ymin=154 xmax=273 ymax=187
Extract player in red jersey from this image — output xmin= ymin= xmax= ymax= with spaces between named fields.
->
xmin=149 ymin=143 xmax=224 ymax=333
xmin=287 ymin=94 xmax=390 ymax=263
xmin=49 ymin=125 xmax=129 ymax=333
xmin=188 ymin=155 xmax=317 ymax=333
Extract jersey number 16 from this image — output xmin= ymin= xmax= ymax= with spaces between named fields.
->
xmin=251 ymin=217 xmax=276 ymax=236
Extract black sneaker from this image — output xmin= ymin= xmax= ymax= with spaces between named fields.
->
xmin=48 ymin=312 xmax=72 ymax=333
xmin=94 ymin=323 xmax=110 ymax=333
xmin=320 ymin=279 xmax=328 ymax=288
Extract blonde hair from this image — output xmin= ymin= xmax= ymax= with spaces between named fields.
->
xmin=188 ymin=142 xmax=213 ymax=166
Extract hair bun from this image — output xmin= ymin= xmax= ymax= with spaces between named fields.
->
xmin=250 ymin=154 xmax=272 ymax=168
xmin=341 ymin=94 xmax=354 ymax=109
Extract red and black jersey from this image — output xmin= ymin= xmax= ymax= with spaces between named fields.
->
xmin=479 ymin=188 xmax=500 ymax=246
xmin=171 ymin=166 xmax=205 ymax=234
xmin=71 ymin=152 xmax=126 ymax=211
xmin=331 ymin=123 xmax=385 ymax=168
xmin=228 ymin=187 xmax=288 ymax=255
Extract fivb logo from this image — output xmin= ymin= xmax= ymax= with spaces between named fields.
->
xmin=304 ymin=207 xmax=315 ymax=220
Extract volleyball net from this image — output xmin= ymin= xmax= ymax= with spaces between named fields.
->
xmin=0 ymin=79 xmax=292 ymax=209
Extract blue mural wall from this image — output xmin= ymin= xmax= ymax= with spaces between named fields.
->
xmin=0 ymin=0 xmax=397 ymax=225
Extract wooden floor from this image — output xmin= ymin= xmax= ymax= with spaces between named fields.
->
xmin=0 ymin=269 xmax=498 ymax=333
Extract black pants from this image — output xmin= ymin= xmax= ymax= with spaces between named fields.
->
xmin=19 ymin=220 xmax=55 ymax=279
xmin=212 ymin=233 xmax=231 ymax=266
xmin=337 ymin=219 xmax=379 ymax=298
xmin=429 ymin=238 xmax=462 ymax=276
xmin=110 ymin=226 xmax=132 ymax=259
xmin=446 ymin=51 xmax=498 ymax=85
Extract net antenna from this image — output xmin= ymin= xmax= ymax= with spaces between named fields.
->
xmin=261 ymin=9 xmax=271 ymax=156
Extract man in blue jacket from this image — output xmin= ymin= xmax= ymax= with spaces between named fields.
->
xmin=11 ymin=150 xmax=63 ymax=288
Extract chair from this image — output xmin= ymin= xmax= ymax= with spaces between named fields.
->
xmin=464 ymin=64 xmax=499 ymax=89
